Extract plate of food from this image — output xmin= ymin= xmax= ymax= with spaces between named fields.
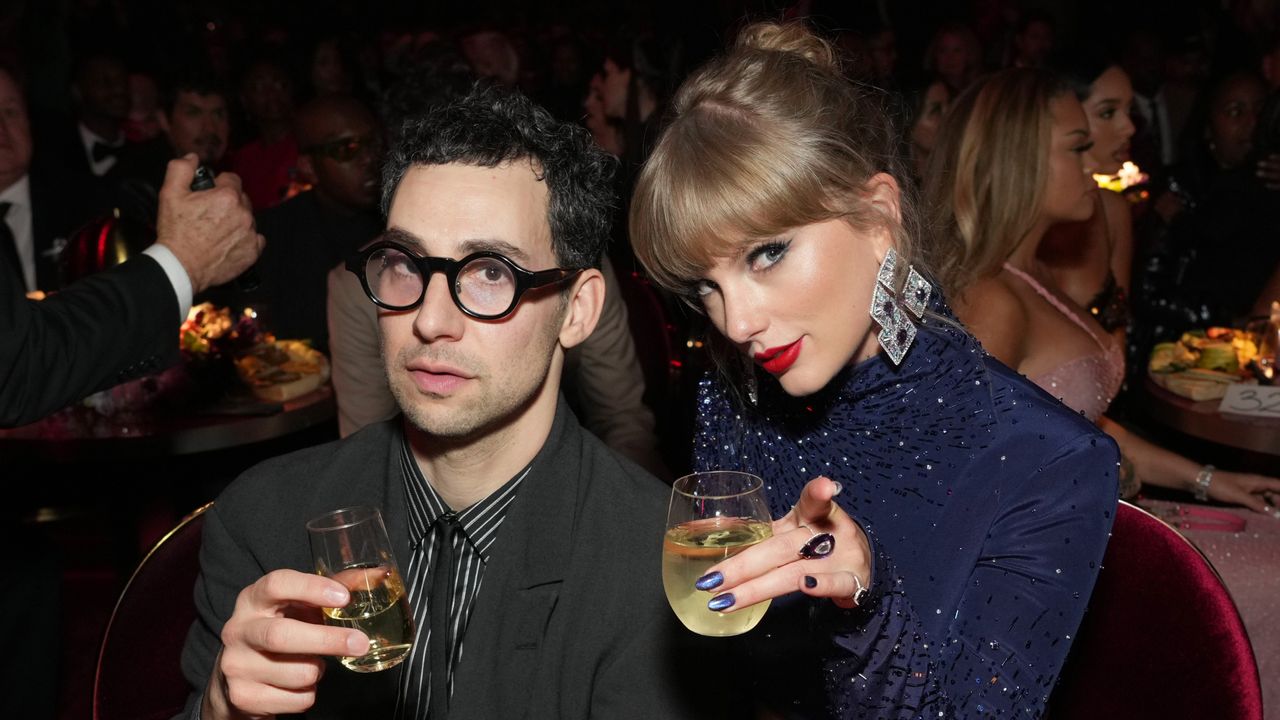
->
xmin=234 ymin=340 xmax=331 ymax=402
xmin=1148 ymin=328 xmax=1258 ymax=400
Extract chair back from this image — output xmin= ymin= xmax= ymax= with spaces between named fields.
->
xmin=1049 ymin=501 xmax=1263 ymax=719
xmin=93 ymin=503 xmax=210 ymax=720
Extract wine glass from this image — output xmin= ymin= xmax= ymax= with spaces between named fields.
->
xmin=307 ymin=506 xmax=415 ymax=672
xmin=662 ymin=471 xmax=773 ymax=636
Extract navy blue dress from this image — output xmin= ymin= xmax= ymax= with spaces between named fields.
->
xmin=693 ymin=311 xmax=1119 ymax=719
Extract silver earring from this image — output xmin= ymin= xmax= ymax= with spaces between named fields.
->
xmin=746 ymin=368 xmax=758 ymax=406
xmin=902 ymin=266 xmax=932 ymax=319
xmin=869 ymin=248 xmax=920 ymax=366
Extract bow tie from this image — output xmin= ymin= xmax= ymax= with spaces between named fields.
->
xmin=92 ymin=141 xmax=122 ymax=163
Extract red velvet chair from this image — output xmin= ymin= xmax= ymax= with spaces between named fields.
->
xmin=93 ymin=503 xmax=210 ymax=720
xmin=1048 ymin=501 xmax=1263 ymax=719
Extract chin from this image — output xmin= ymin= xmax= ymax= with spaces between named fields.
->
xmin=775 ymin=367 xmax=832 ymax=398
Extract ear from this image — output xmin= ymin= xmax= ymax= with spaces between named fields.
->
xmin=558 ymin=268 xmax=605 ymax=350
xmin=296 ymin=154 xmax=318 ymax=185
xmin=862 ymin=172 xmax=903 ymax=257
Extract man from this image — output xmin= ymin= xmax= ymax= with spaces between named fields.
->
xmin=179 ymin=84 xmax=717 ymax=719
xmin=67 ymin=52 xmax=130 ymax=179
xmin=238 ymin=94 xmax=383 ymax=349
xmin=230 ymin=56 xmax=298 ymax=210
xmin=114 ymin=69 xmax=231 ymax=197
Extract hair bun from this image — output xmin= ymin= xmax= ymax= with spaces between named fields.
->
xmin=735 ymin=22 xmax=839 ymax=72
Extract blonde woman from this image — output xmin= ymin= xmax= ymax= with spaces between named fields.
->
xmin=925 ymin=68 xmax=1280 ymax=513
xmin=630 ymin=23 xmax=1116 ymax=717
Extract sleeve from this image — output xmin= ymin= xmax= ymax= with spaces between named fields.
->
xmin=176 ymin=502 xmax=266 ymax=720
xmin=565 ymin=257 xmax=665 ymax=475
xmin=0 ymin=253 xmax=180 ymax=427
xmin=326 ymin=262 xmax=398 ymax=437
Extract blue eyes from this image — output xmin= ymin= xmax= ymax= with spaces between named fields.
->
xmin=746 ymin=240 xmax=791 ymax=271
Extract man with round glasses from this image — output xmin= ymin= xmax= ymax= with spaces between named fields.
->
xmin=178 ymin=84 xmax=720 ymax=719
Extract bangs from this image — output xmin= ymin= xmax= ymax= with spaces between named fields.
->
xmin=631 ymin=103 xmax=838 ymax=293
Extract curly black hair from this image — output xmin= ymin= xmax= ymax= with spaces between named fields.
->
xmin=381 ymin=82 xmax=617 ymax=270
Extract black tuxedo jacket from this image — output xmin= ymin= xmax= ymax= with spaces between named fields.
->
xmin=178 ymin=404 xmax=733 ymax=719
xmin=0 ymin=252 xmax=179 ymax=427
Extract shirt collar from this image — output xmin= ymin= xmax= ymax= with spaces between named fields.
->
xmin=0 ymin=174 xmax=30 ymax=209
xmin=399 ymin=435 xmax=531 ymax=562
xmin=78 ymin=122 xmax=122 ymax=149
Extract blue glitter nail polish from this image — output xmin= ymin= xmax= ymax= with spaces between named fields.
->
xmin=707 ymin=593 xmax=735 ymax=611
xmin=694 ymin=571 xmax=723 ymax=591
xmin=804 ymin=575 xmax=818 ymax=589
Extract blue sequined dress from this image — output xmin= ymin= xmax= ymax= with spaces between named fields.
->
xmin=693 ymin=309 xmax=1119 ymax=719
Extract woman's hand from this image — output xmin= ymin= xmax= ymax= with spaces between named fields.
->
xmin=1205 ymin=469 xmax=1280 ymax=516
xmin=695 ymin=476 xmax=872 ymax=612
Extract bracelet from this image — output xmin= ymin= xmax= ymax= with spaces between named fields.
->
xmin=1193 ymin=465 xmax=1215 ymax=502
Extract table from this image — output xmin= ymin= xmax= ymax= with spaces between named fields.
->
xmin=1137 ymin=377 xmax=1280 ymax=475
xmin=1141 ymin=498 xmax=1280 ymax=718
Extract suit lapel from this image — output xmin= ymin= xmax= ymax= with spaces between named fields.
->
xmin=448 ymin=402 xmax=582 ymax=720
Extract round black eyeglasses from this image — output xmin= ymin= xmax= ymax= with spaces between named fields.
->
xmin=346 ymin=240 xmax=584 ymax=320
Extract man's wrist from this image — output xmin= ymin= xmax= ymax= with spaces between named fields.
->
xmin=142 ymin=243 xmax=194 ymax=322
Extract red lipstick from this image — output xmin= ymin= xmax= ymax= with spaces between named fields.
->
xmin=754 ymin=339 xmax=802 ymax=374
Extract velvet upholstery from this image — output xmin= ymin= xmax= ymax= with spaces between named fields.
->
xmin=1049 ymin=501 xmax=1263 ymax=719
xmin=93 ymin=504 xmax=210 ymax=720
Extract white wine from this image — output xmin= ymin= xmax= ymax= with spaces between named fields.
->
xmin=662 ymin=517 xmax=773 ymax=636
xmin=322 ymin=564 xmax=415 ymax=672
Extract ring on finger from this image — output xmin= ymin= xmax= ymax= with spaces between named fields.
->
xmin=798 ymin=531 xmax=836 ymax=559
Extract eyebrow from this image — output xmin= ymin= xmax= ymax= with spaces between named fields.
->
xmin=381 ymin=226 xmax=532 ymax=264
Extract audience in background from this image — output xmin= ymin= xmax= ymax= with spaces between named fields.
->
xmin=230 ymin=55 xmax=299 ymax=210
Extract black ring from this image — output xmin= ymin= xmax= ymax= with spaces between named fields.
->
xmin=798 ymin=532 xmax=836 ymax=559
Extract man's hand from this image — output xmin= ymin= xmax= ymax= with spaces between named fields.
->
xmin=202 ymin=569 xmax=369 ymax=720
xmin=156 ymin=154 xmax=264 ymax=294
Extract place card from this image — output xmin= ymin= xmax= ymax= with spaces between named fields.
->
xmin=1217 ymin=383 xmax=1280 ymax=418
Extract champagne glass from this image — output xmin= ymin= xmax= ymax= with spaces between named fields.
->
xmin=307 ymin=506 xmax=415 ymax=672
xmin=662 ymin=471 xmax=773 ymax=636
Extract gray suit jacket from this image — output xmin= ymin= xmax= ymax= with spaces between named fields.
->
xmin=177 ymin=402 xmax=729 ymax=719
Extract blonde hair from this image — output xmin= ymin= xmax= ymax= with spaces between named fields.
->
xmin=629 ymin=21 xmax=928 ymax=298
xmin=922 ymin=68 xmax=1070 ymax=300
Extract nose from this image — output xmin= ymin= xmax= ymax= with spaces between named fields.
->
xmin=1120 ymin=111 xmax=1136 ymax=140
xmin=412 ymin=270 xmax=465 ymax=343
xmin=716 ymin=282 xmax=768 ymax=347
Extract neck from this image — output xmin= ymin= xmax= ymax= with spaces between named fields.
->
xmin=82 ymin=116 xmax=120 ymax=143
xmin=1003 ymin=216 xmax=1051 ymax=273
xmin=404 ymin=362 xmax=562 ymax=511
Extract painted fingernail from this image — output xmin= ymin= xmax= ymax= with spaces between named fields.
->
xmin=804 ymin=575 xmax=818 ymax=589
xmin=323 ymin=588 xmax=349 ymax=606
xmin=694 ymin=571 xmax=723 ymax=591
xmin=347 ymin=632 xmax=369 ymax=656
xmin=830 ymin=481 xmax=843 ymax=496
xmin=707 ymin=593 xmax=736 ymax=611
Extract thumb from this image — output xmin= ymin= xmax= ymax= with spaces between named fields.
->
xmin=160 ymin=153 xmax=200 ymax=197
xmin=793 ymin=476 xmax=842 ymax=526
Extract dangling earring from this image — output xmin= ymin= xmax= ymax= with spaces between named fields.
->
xmin=745 ymin=365 xmax=759 ymax=406
xmin=869 ymin=248 xmax=930 ymax=365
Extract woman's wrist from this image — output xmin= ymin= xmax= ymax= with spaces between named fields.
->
xmin=1192 ymin=465 xmax=1215 ymax=501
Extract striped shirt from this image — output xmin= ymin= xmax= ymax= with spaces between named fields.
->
xmin=394 ymin=436 xmax=530 ymax=719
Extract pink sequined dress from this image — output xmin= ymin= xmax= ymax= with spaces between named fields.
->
xmin=1003 ymin=263 xmax=1125 ymax=422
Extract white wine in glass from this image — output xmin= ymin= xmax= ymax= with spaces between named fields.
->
xmin=662 ymin=471 xmax=773 ymax=637
xmin=308 ymin=506 xmax=415 ymax=672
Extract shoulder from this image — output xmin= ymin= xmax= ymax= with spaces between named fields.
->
xmin=954 ymin=276 xmax=1030 ymax=368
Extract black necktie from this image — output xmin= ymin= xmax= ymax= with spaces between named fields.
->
xmin=429 ymin=514 xmax=458 ymax=720
xmin=0 ymin=202 xmax=23 ymax=293
xmin=91 ymin=141 xmax=121 ymax=163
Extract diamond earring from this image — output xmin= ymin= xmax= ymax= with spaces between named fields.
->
xmin=869 ymin=248 xmax=922 ymax=365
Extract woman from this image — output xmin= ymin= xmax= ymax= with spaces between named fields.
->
xmin=630 ymin=23 xmax=1116 ymax=718
xmin=924 ymin=68 xmax=1280 ymax=512
xmin=1038 ymin=51 xmax=1137 ymax=336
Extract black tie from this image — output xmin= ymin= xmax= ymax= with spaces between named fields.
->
xmin=429 ymin=514 xmax=458 ymax=720
xmin=91 ymin=141 xmax=121 ymax=163
xmin=0 ymin=202 xmax=23 ymax=293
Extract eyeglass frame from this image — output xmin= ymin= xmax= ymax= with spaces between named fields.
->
xmin=345 ymin=239 xmax=585 ymax=320
xmin=302 ymin=133 xmax=382 ymax=163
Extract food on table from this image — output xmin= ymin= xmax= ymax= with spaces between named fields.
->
xmin=1148 ymin=328 xmax=1259 ymax=400
xmin=234 ymin=340 xmax=330 ymax=402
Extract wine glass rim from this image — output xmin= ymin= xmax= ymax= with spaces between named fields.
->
xmin=671 ymin=470 xmax=765 ymax=499
xmin=306 ymin=505 xmax=383 ymax=532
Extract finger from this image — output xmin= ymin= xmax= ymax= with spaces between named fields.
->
xmin=706 ymin=561 xmax=810 ymax=613
xmin=790 ymin=476 xmax=842 ymax=528
xmin=699 ymin=525 xmax=818 ymax=591
xmin=247 ymin=569 xmax=350 ymax=612
xmin=223 ymin=681 xmax=319 ymax=717
xmin=213 ymin=170 xmax=244 ymax=192
xmin=799 ymin=571 xmax=865 ymax=609
xmin=160 ymin=154 xmax=199 ymax=197
xmin=240 ymin=616 xmax=368 ymax=658
xmin=1236 ymin=492 xmax=1271 ymax=514
xmin=222 ymin=648 xmax=327 ymax=691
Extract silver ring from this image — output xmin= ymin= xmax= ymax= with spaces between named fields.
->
xmin=798 ymin=532 xmax=835 ymax=559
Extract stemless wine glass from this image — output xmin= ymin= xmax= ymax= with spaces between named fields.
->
xmin=307 ymin=506 xmax=415 ymax=672
xmin=662 ymin=471 xmax=773 ymax=637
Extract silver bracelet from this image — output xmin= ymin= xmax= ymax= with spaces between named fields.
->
xmin=1193 ymin=465 xmax=1215 ymax=502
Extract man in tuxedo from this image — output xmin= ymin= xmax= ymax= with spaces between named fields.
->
xmin=179 ymin=84 xmax=720 ymax=720
xmin=0 ymin=64 xmax=263 ymax=428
